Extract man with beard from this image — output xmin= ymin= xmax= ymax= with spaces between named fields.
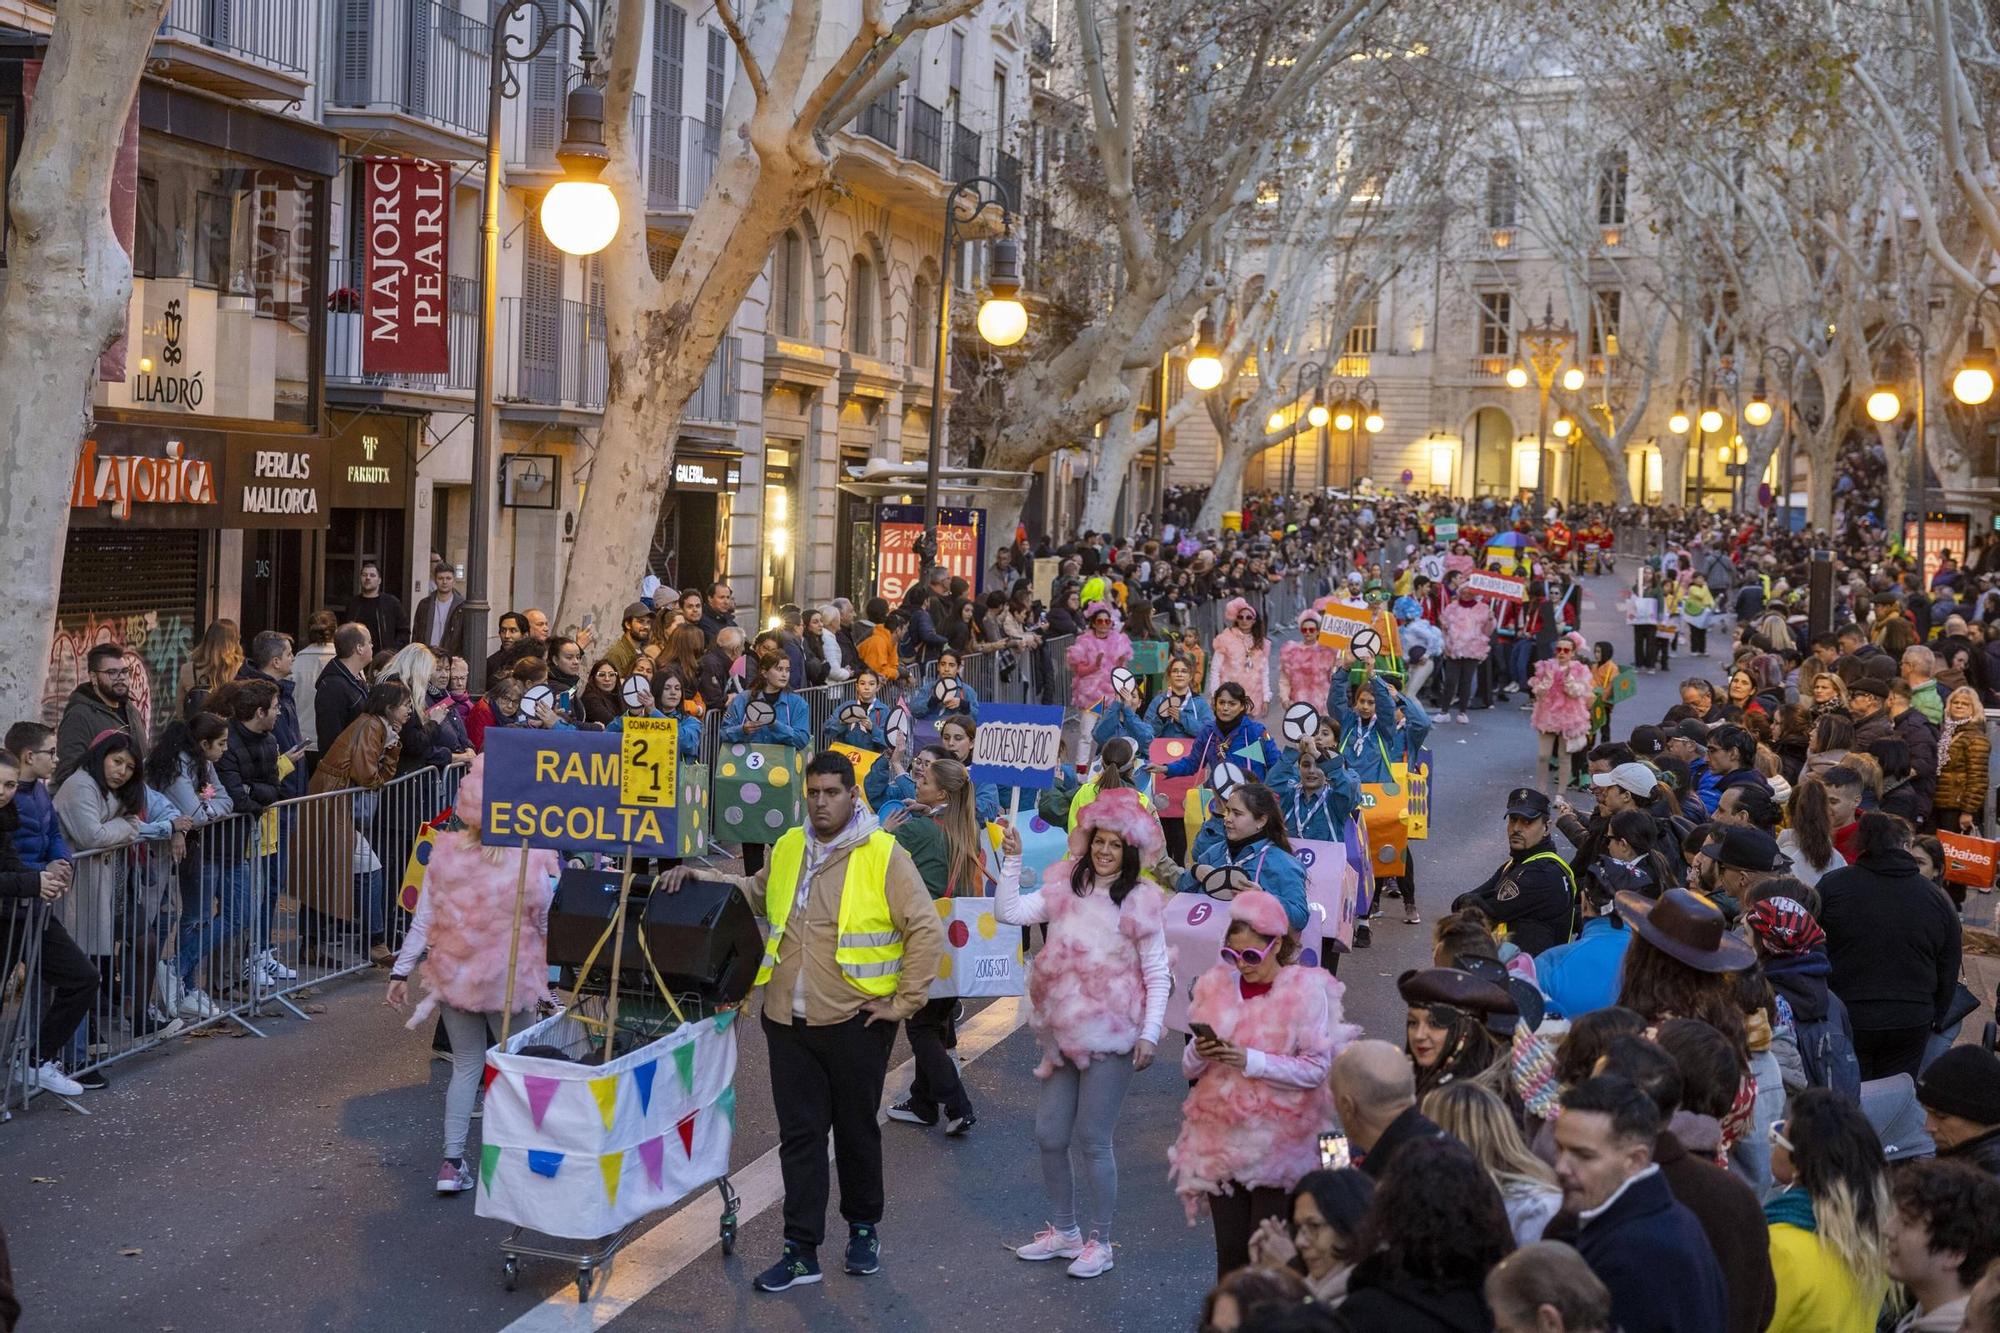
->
xmin=1451 ymin=788 xmax=1578 ymax=955
xmin=342 ymin=561 xmax=408 ymax=652
xmin=603 ymin=602 xmax=655 ymax=676
xmin=55 ymin=644 xmax=145 ymax=784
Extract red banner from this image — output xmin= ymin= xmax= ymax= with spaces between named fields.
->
xmin=875 ymin=504 xmax=983 ymax=602
xmin=1464 ymin=570 xmax=1527 ymax=602
xmin=362 ymin=157 xmax=450 ymax=374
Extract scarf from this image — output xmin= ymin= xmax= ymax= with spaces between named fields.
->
xmin=802 ymin=804 xmax=882 ymax=885
xmin=1938 ymin=714 xmax=1970 ymax=775
xmin=1763 ymin=1186 xmax=1817 ymax=1233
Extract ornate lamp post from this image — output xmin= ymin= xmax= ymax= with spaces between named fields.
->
xmin=1323 ymin=375 xmax=1380 ymax=492
xmin=1510 ymin=298 xmax=1576 ymax=515
xmin=1866 ymin=322 xmax=1931 ymax=578
xmin=1744 ymin=346 xmax=1796 ymax=532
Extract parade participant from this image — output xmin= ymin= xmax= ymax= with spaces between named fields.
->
xmin=385 ymin=752 xmax=561 ymax=1192
xmin=1170 ymin=889 xmax=1355 ymax=1276
xmin=936 ymin=714 xmax=1003 ymax=825
xmin=1146 ymin=656 xmax=1212 ymax=739
xmin=1439 ymin=580 xmax=1496 ymax=724
xmin=1451 ymin=788 xmax=1577 ymax=955
xmin=610 ymin=676 xmax=702 ymax=760
xmin=659 ymin=752 xmax=945 ymax=1291
xmin=1088 ymin=673 xmax=1156 ymax=754
xmin=1398 ymin=965 xmax=1516 ymax=1101
xmin=1066 ymin=602 xmax=1133 ymax=765
xmin=1529 ymin=633 xmax=1595 ymax=796
xmin=912 ymin=647 xmax=982 ymax=722
xmin=1276 ymin=607 xmax=1338 ymax=714
xmin=1208 ymin=597 xmax=1272 ymax=717
xmin=721 ymin=650 xmax=812 ymax=804
xmin=822 ymin=669 xmax=891 ymax=751
xmin=1068 ymin=737 xmax=1157 ymax=831
xmin=865 ymin=743 xmax=948 ymax=817
xmin=1179 ymin=781 xmax=1310 ymax=932
xmin=1154 ymin=682 xmax=1272 ymax=785
xmin=993 ymin=789 xmax=1169 ymax=1279
xmin=1394 ymin=596 xmax=1444 ymax=702
xmin=1265 ymin=735 xmax=1360 ymax=844
xmin=884 ymin=757 xmax=986 ymax=1138
xmin=1328 ymin=657 xmax=1430 ymax=920
xmin=1764 ymin=1088 xmax=1893 ymax=1333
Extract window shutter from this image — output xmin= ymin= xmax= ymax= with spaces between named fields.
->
xmin=652 ymin=2 xmax=685 ymax=206
xmin=520 ymin=210 xmax=562 ymax=400
xmin=404 ymin=0 xmax=432 ymax=120
xmin=527 ymin=0 xmax=569 ymax=163
xmin=335 ymin=0 xmax=371 ymax=102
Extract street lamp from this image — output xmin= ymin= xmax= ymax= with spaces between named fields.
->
xmin=1186 ymin=315 xmax=1225 ymax=391
xmin=1323 ymin=375 xmax=1380 ymax=491
xmin=1951 ymin=282 xmax=2000 ymax=406
xmin=919 ymin=174 xmax=1021 ymax=570
xmin=1561 ymin=366 xmax=1586 ymax=392
xmin=1513 ymin=297 xmax=1577 ymax=515
xmin=1747 ymin=344 xmax=1798 ymax=532
xmin=467 ymin=0 xmax=613 ymax=693
xmin=1505 ymin=361 xmax=1530 ymax=390
xmin=1868 ymin=321 xmax=1931 ymax=577
xmin=1668 ymin=403 xmax=1691 ymax=436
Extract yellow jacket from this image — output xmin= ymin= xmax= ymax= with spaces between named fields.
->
xmin=1766 ymin=1223 xmax=1888 ymax=1333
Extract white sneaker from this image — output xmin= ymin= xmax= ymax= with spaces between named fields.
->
xmin=1066 ymin=1235 xmax=1113 ymax=1278
xmin=1015 ymin=1225 xmax=1085 ymax=1261
xmin=177 ymin=989 xmax=219 ymax=1020
xmin=1455 ymin=711 xmax=1470 ymax=724
xmin=30 ymin=1061 xmax=85 ymax=1097
xmin=259 ymin=950 xmax=298 ymax=981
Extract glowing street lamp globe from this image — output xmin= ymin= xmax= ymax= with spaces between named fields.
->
xmin=1333 ymin=410 xmax=1356 ymax=432
xmin=1504 ymin=362 xmax=1529 ymax=389
xmin=1363 ymin=412 xmax=1384 ymax=434
xmin=540 ymin=180 xmax=619 ymax=257
xmin=1561 ymin=366 xmax=1585 ymax=392
xmin=1307 ymin=402 xmax=1331 ymax=429
xmin=1698 ymin=407 xmax=1724 ymax=434
xmin=1668 ymin=409 xmax=1691 ymax=435
xmin=1866 ymin=388 xmax=1902 ymax=422
xmin=1743 ymin=397 xmax=1773 ymax=427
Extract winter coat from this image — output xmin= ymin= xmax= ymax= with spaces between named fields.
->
xmin=1089 ymin=699 xmax=1155 ymax=751
xmin=309 ymin=714 xmax=401 ymax=794
xmin=695 ymin=645 xmax=740 ymax=714
xmin=1332 ymin=1271 xmax=1492 ymax=1333
xmin=1440 ymin=598 xmax=1496 ymax=660
xmin=721 ymin=689 xmax=812 ymax=750
xmin=1014 ymin=866 xmax=1167 ymax=1074
xmin=1818 ymin=848 xmax=1962 ymax=1031
xmin=1941 ymin=1126 xmax=2000 ymax=1177
xmin=1766 ymin=1201 xmax=1890 ymax=1333
xmin=1330 ymin=674 xmax=1431 ymax=784
xmin=1891 ymin=707 xmax=1939 ymax=812
xmin=1534 ymin=915 xmax=1631 ymax=1019
xmin=1655 ymin=1131 xmax=1776 ymax=1333
xmin=1146 ymin=689 xmax=1213 ymax=740
xmin=215 ymin=719 xmax=282 ymax=817
xmin=1208 ymin=627 xmax=1272 ymax=716
xmin=911 ymin=676 xmax=982 ymax=722
xmin=1171 ymin=962 xmax=1356 ymax=1208
xmin=1066 ymin=627 xmax=1133 ymax=711
xmin=1935 ymin=716 xmax=1989 ymax=816
xmin=1529 ymin=656 xmax=1593 ymax=738
xmin=1162 ymin=716 xmax=1273 ymax=782
xmin=1572 ymin=1167 xmax=1730 ymax=1333
xmin=236 ymin=663 xmax=305 ymax=796
xmin=1763 ymin=950 xmax=1861 ymax=1101
xmin=854 ymin=621 xmax=899 ymax=682
xmin=9 ymin=779 xmax=73 ymax=871
xmin=53 ymin=685 xmax=143 ymax=788
xmin=54 ymin=775 xmax=169 ymax=955
xmin=1277 ymin=640 xmax=1339 ymax=712
xmin=0 ymin=804 xmax=51 ymax=902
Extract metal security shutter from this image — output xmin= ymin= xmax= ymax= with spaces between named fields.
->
xmin=53 ymin=528 xmax=204 ymax=741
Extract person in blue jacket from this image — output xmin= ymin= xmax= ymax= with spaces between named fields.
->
xmin=821 ymin=669 xmax=892 ymax=751
xmin=1090 ymin=676 xmax=1156 ymax=753
xmin=1330 ymin=660 xmax=1430 ymax=924
xmin=912 ymin=648 xmax=982 ymax=722
xmin=1177 ymin=780 xmax=1309 ymax=933
xmin=865 ymin=743 xmax=949 ymax=816
xmin=1153 ymin=682 xmax=1273 ymax=785
xmin=6 ymin=721 xmax=73 ymax=872
xmin=1146 ymin=656 xmax=1213 ymax=739
xmin=610 ymin=675 xmax=703 ymax=760
xmin=937 ymin=714 xmax=1003 ymax=825
xmin=1265 ymin=736 xmax=1361 ymax=844
xmin=721 ymin=648 xmax=813 ymax=872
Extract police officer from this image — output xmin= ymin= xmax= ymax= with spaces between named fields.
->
xmin=1451 ymin=787 xmax=1577 ymax=955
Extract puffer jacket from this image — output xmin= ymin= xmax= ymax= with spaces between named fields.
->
xmin=1440 ymin=598 xmax=1496 ymax=660
xmin=1935 ymin=717 xmax=1990 ymax=816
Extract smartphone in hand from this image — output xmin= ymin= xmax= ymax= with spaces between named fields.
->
xmin=1188 ymin=1021 xmax=1219 ymax=1043
xmin=1319 ymin=1131 xmax=1351 ymax=1170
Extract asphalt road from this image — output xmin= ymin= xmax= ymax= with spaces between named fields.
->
xmin=8 ymin=561 xmax=1927 ymax=1333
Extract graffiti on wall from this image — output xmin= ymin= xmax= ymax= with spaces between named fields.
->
xmin=43 ymin=611 xmax=195 ymax=740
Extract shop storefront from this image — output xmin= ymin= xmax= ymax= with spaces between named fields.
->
xmin=325 ymin=410 xmax=420 ymax=609
xmin=650 ymin=450 xmax=740 ymax=597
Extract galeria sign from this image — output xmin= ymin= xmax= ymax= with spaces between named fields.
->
xmin=967 ymin=703 xmax=1067 ymax=790
xmin=1463 ymin=570 xmax=1527 ymax=602
xmin=362 ymin=157 xmax=449 ymax=375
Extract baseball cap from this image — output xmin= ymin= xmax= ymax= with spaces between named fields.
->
xmin=1505 ymin=787 xmax=1552 ymax=820
xmin=1669 ymin=719 xmax=1710 ymax=744
xmin=1628 ymin=725 xmax=1667 ymax=758
xmin=1591 ymin=763 xmax=1658 ymax=798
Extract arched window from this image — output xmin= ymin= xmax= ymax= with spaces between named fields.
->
xmin=771 ymin=229 xmax=804 ymax=338
xmin=848 ymin=253 xmax=876 ymax=355
xmin=910 ymin=272 xmax=935 ymax=368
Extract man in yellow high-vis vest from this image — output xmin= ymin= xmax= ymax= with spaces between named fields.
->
xmin=660 ymin=750 xmax=941 ymax=1293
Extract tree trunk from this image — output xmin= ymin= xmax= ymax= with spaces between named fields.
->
xmin=0 ymin=0 xmax=165 ymax=723
xmin=1879 ymin=423 xmax=1909 ymax=545
xmin=1658 ymin=437 xmax=1688 ymax=510
xmin=1079 ymin=404 xmax=1148 ymax=534
xmin=1196 ymin=434 xmax=1257 ymax=532
xmin=1803 ymin=433 xmax=1836 ymax=531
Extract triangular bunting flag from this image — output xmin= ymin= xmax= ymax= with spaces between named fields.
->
xmin=676 ymin=1111 xmax=697 ymax=1157
xmin=527 ymin=1149 xmax=564 ymax=1178
xmin=672 ymin=1042 xmax=696 ymax=1096
xmin=588 ymin=1075 xmax=619 ymax=1131
xmin=632 ymin=1060 xmax=658 ymax=1117
xmin=717 ymin=1086 xmax=737 ymax=1132
xmin=598 ymin=1151 xmax=624 ymax=1206
xmin=523 ymin=1074 xmax=560 ymax=1129
xmin=480 ymin=1144 xmax=501 ymax=1193
xmin=1232 ymin=736 xmax=1268 ymax=766
xmin=713 ymin=1008 xmax=737 ymax=1032
xmin=638 ymin=1136 xmax=666 ymax=1190
xmin=481 ymin=1062 xmax=499 ymax=1095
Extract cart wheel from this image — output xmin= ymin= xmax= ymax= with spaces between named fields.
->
xmin=720 ymin=1214 xmax=738 ymax=1255
xmin=576 ymin=1265 xmax=595 ymax=1301
xmin=502 ymin=1256 xmax=519 ymax=1292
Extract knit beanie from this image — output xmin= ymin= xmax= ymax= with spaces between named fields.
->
xmin=1915 ymin=1045 xmax=2000 ymax=1126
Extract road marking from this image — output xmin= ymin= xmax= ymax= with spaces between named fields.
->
xmin=499 ymin=997 xmax=1029 ymax=1332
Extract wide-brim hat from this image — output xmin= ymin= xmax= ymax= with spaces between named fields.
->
xmin=1066 ymin=787 xmax=1166 ymax=866
xmin=1615 ymin=888 xmax=1755 ymax=973
xmin=1397 ymin=966 xmax=1517 ymax=1017
xmin=1453 ymin=954 xmax=1544 ymax=1035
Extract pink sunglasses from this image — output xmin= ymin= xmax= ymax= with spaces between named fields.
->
xmin=1220 ymin=943 xmax=1271 ymax=967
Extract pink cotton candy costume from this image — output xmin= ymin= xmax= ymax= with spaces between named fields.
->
xmin=1006 ymin=789 xmax=1171 ymax=1077
xmin=1529 ymin=633 xmax=1595 ymax=744
xmin=1277 ymin=607 xmax=1338 ymax=711
xmin=399 ymin=755 xmax=563 ymax=1028
xmin=1066 ymin=602 xmax=1134 ymax=712
xmin=1170 ymin=952 xmax=1358 ymax=1216
xmin=1209 ymin=598 xmax=1272 ymax=716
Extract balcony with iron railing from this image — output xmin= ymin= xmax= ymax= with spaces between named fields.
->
xmin=907 ymin=98 xmax=944 ymax=174
xmin=324 ymin=259 xmax=480 ymax=399
xmin=493 ymin=295 xmax=740 ymax=426
xmin=992 ymin=147 xmax=1023 ymax=209
xmin=950 ymin=122 xmax=983 ymax=184
xmin=325 ymin=0 xmax=491 ymax=157
xmin=646 ymin=112 xmax=721 ymax=216
xmin=155 ymin=0 xmax=311 ymax=101
xmin=856 ymin=88 xmax=901 ymax=150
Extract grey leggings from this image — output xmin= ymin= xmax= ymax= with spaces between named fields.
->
xmin=1036 ymin=1054 xmax=1138 ymax=1240
xmin=439 ymin=1004 xmax=535 ymax=1160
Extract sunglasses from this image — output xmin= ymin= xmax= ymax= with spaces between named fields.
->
xmin=1555 ymin=646 xmax=1574 ymax=654
xmin=1220 ymin=943 xmax=1272 ymax=966
xmin=1768 ymin=1119 xmax=1793 ymax=1152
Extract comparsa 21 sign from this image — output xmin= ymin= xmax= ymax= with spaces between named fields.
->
xmin=479 ymin=727 xmax=683 ymax=856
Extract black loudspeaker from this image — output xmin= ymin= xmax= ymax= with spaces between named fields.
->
xmin=548 ymin=868 xmax=762 ymax=1005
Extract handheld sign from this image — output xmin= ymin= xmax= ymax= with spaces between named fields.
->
xmin=837 ymin=702 xmax=870 ymax=729
xmin=1110 ymin=667 xmax=1138 ymax=696
xmin=744 ymin=697 xmax=776 ymax=728
xmin=885 ymin=707 xmax=912 ymax=752
xmin=481 ymin=728 xmax=686 ymax=856
xmin=1435 ymin=518 xmax=1460 ymax=544
xmin=1350 ymin=627 xmax=1383 ymax=661
xmin=1210 ymin=760 xmax=1250 ymax=796
xmin=967 ymin=703 xmax=1067 ymax=790
xmin=619 ymin=675 xmax=652 ymax=708
xmin=1464 ymin=570 xmax=1527 ymax=603
xmin=1281 ymin=703 xmax=1321 ymax=744
xmin=521 ymin=684 xmax=556 ymax=719
xmin=1315 ymin=600 xmax=1375 ymax=652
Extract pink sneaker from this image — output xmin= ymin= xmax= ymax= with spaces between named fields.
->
xmin=1066 ymin=1234 xmax=1114 ymax=1278
xmin=1014 ymin=1224 xmax=1084 ymax=1261
xmin=435 ymin=1158 xmax=474 ymax=1194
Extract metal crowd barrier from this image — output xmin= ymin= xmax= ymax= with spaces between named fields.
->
xmin=2 ymin=762 xmax=465 ymax=1120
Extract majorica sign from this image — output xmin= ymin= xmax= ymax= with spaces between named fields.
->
xmin=71 ymin=437 xmax=217 ymax=520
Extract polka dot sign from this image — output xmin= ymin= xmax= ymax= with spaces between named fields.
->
xmin=713 ymin=744 xmax=805 ymax=845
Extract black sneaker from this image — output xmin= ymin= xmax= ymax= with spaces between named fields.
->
xmin=844 ymin=1225 xmax=882 ymax=1276
xmin=885 ymin=1098 xmax=938 ymax=1127
xmin=944 ymin=1111 xmax=977 ymax=1137
xmin=753 ymin=1242 xmax=822 ymax=1292
xmin=72 ymin=1068 xmax=108 ymax=1091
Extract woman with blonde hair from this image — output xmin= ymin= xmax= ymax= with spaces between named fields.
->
xmin=1764 ymin=1087 xmax=1892 ymax=1332
xmin=1422 ymin=1080 xmax=1562 ymax=1245
xmin=1934 ymin=685 xmax=1991 ymax=839
xmin=1755 ymin=612 xmax=1796 ymax=655
xmin=183 ymin=619 xmax=244 ymax=717
xmin=1806 ymin=671 xmax=1851 ymax=720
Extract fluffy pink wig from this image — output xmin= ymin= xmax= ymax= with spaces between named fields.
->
xmin=1066 ymin=787 xmax=1165 ymax=866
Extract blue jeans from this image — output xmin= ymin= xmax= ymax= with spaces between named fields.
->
xmin=1508 ymin=638 xmax=1535 ymax=690
xmin=178 ymin=857 xmax=252 ymax=988
xmin=354 ymin=868 xmax=386 ymax=942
